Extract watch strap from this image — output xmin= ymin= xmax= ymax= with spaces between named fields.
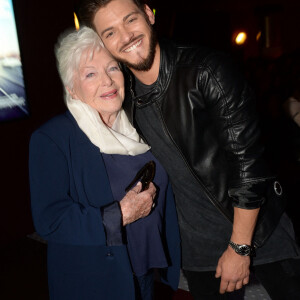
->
xmin=229 ymin=240 xmax=255 ymax=256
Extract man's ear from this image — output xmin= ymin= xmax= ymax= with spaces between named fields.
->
xmin=144 ymin=4 xmax=155 ymax=25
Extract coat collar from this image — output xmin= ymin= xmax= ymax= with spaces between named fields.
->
xmin=64 ymin=111 xmax=114 ymax=208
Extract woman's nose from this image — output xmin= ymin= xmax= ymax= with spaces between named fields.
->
xmin=101 ymin=73 xmax=113 ymax=86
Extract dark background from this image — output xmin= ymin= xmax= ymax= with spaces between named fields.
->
xmin=1 ymin=0 xmax=300 ymax=249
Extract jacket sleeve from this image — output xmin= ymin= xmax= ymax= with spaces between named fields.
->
xmin=200 ymin=53 xmax=273 ymax=209
xmin=29 ymin=131 xmax=108 ymax=245
xmin=100 ymin=201 xmax=124 ymax=246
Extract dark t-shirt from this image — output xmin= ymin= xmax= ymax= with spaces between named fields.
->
xmin=134 ymin=78 xmax=300 ymax=271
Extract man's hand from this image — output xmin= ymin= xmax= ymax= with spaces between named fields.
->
xmin=215 ymin=246 xmax=250 ymax=294
xmin=119 ymin=182 xmax=156 ymax=225
xmin=215 ymin=206 xmax=259 ymax=294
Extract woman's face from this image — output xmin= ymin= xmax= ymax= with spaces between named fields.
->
xmin=69 ymin=47 xmax=125 ymax=125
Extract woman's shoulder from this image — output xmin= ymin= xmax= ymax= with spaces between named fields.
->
xmin=31 ymin=111 xmax=78 ymax=145
xmin=34 ymin=111 xmax=75 ymax=134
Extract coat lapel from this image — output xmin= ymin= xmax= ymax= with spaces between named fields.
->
xmin=66 ymin=111 xmax=115 ymax=208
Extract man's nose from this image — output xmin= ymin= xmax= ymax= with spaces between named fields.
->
xmin=119 ymin=27 xmax=134 ymax=45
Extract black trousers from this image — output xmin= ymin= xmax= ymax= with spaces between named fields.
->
xmin=183 ymin=258 xmax=300 ymax=300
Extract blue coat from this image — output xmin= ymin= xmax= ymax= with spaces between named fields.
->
xmin=29 ymin=111 xmax=181 ymax=300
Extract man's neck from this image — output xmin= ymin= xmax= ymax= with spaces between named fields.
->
xmin=130 ymin=44 xmax=160 ymax=86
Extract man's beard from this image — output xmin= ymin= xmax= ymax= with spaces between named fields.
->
xmin=115 ymin=27 xmax=157 ymax=72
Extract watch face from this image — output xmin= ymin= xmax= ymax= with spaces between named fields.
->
xmin=238 ymin=245 xmax=251 ymax=256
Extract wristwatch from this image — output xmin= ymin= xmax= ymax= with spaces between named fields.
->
xmin=228 ymin=241 xmax=255 ymax=256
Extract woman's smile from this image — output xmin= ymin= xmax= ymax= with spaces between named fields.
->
xmin=100 ymin=89 xmax=118 ymax=99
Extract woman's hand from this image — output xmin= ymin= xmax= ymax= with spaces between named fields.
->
xmin=119 ymin=182 xmax=156 ymax=225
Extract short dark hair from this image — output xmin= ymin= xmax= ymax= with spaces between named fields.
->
xmin=78 ymin=0 xmax=146 ymax=30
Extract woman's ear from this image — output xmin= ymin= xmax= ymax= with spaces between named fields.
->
xmin=66 ymin=86 xmax=75 ymax=99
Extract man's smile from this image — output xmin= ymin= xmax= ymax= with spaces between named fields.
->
xmin=119 ymin=34 xmax=144 ymax=53
xmin=124 ymin=39 xmax=142 ymax=53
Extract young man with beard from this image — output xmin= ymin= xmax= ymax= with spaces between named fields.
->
xmin=79 ymin=0 xmax=300 ymax=299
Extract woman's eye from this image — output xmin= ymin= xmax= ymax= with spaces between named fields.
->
xmin=109 ymin=66 xmax=119 ymax=72
xmin=86 ymin=73 xmax=95 ymax=78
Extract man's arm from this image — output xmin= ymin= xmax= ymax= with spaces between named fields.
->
xmin=215 ymin=207 xmax=259 ymax=293
xmin=200 ymin=52 xmax=270 ymax=293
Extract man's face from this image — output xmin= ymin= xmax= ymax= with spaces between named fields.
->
xmin=93 ymin=0 xmax=157 ymax=71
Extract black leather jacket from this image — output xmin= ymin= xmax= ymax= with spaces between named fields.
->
xmin=123 ymin=40 xmax=286 ymax=248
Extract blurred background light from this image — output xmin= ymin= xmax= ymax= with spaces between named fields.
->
xmin=74 ymin=12 xmax=80 ymax=30
xmin=256 ymin=31 xmax=262 ymax=41
xmin=235 ymin=32 xmax=247 ymax=45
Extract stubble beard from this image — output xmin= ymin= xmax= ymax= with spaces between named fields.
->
xmin=115 ymin=27 xmax=158 ymax=72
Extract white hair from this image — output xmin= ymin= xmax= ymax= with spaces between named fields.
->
xmin=55 ymin=26 xmax=104 ymax=102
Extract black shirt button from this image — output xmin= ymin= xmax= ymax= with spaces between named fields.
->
xmin=137 ymin=98 xmax=143 ymax=105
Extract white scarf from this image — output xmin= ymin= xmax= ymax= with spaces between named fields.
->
xmin=66 ymin=97 xmax=150 ymax=156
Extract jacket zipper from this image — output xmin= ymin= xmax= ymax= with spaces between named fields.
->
xmin=152 ymin=100 xmax=233 ymax=223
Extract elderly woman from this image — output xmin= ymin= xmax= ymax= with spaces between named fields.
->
xmin=29 ymin=27 xmax=180 ymax=300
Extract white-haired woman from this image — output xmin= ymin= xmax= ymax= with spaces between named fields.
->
xmin=29 ymin=27 xmax=180 ymax=300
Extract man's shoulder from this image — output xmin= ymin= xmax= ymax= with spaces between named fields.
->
xmin=161 ymin=39 xmax=232 ymax=69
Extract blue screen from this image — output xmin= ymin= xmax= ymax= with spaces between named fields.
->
xmin=0 ymin=0 xmax=29 ymax=122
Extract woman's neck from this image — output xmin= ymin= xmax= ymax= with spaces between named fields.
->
xmin=100 ymin=111 xmax=119 ymax=128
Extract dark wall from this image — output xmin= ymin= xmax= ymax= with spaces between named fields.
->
xmin=1 ymin=0 xmax=75 ymax=244
xmin=151 ymin=0 xmax=300 ymax=58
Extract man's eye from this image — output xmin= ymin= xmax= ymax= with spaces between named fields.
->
xmin=128 ymin=17 xmax=137 ymax=23
xmin=106 ymin=32 xmax=113 ymax=38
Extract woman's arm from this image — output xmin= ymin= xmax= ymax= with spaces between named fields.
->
xmin=119 ymin=182 xmax=156 ymax=225
xmin=100 ymin=182 xmax=156 ymax=246
xmin=30 ymin=128 xmax=156 ymax=246
xmin=29 ymin=131 xmax=106 ymax=245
